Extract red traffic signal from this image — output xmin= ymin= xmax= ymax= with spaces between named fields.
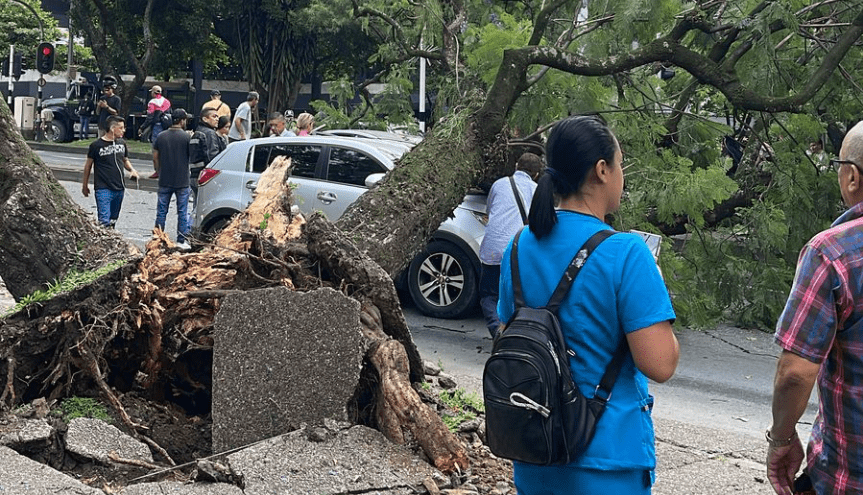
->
xmin=36 ymin=42 xmax=55 ymax=74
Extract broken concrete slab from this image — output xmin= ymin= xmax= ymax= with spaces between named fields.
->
xmin=0 ymin=445 xmax=103 ymax=494
xmin=65 ymin=417 xmax=154 ymax=465
xmin=212 ymin=286 xmax=364 ymax=452
xmin=119 ymin=481 xmax=243 ymax=494
xmin=227 ymin=424 xmax=440 ymax=494
xmin=0 ymin=416 xmax=53 ymax=450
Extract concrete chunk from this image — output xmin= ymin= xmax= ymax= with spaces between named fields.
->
xmin=212 ymin=287 xmax=364 ymax=452
xmin=227 ymin=425 xmax=439 ymax=494
xmin=65 ymin=417 xmax=154 ymax=465
xmin=0 ymin=445 xmax=102 ymax=494
xmin=0 ymin=417 xmax=53 ymax=450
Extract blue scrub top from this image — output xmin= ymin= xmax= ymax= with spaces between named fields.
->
xmin=497 ymin=211 xmax=676 ymax=470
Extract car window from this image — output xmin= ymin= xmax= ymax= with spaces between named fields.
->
xmin=326 ymin=147 xmax=387 ymax=186
xmin=250 ymin=144 xmax=321 ymax=177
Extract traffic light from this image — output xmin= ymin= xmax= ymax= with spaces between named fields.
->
xmin=12 ymin=53 xmax=22 ymax=79
xmin=1 ymin=54 xmax=23 ymax=78
xmin=36 ymin=42 xmax=55 ymax=74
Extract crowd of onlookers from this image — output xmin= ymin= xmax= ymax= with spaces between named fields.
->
xmin=77 ymin=85 xmax=317 ymax=250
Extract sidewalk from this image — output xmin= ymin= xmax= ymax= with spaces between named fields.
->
xmin=27 ymin=140 xmax=154 ymax=161
xmin=654 ymin=416 xmax=772 ymax=494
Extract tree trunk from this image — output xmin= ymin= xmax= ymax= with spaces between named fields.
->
xmin=0 ymin=99 xmax=137 ymax=300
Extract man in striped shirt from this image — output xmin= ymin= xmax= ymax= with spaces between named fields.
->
xmin=769 ymin=121 xmax=863 ymax=495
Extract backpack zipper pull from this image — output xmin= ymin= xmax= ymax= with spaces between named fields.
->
xmin=509 ymin=393 xmax=551 ymax=418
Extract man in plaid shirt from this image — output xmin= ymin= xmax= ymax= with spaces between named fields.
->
xmin=769 ymin=121 xmax=863 ymax=495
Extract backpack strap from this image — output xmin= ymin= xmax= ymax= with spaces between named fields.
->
xmin=546 ymin=229 xmax=616 ymax=313
xmin=542 ymin=228 xmax=624 ymax=404
xmin=509 ymin=176 xmax=528 ymax=225
xmin=511 ymin=229 xmax=527 ymax=308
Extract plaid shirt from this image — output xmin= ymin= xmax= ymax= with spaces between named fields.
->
xmin=775 ymin=201 xmax=863 ymax=494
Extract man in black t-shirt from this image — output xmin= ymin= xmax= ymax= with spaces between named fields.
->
xmin=82 ymin=116 xmax=139 ymax=228
xmin=97 ymin=82 xmax=121 ymax=137
xmin=153 ymin=108 xmax=192 ymax=247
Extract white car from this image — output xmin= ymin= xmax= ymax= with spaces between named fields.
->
xmin=192 ymin=135 xmax=487 ymax=319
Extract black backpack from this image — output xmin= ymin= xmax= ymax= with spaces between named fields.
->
xmin=482 ymin=228 xmax=626 ymax=465
xmin=159 ymin=109 xmax=173 ymax=129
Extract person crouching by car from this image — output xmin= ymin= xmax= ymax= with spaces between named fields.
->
xmin=188 ymin=108 xmax=225 ymax=209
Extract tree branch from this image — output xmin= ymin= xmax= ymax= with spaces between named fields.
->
xmin=527 ymin=0 xmax=569 ymax=46
xmin=519 ymin=7 xmax=863 ymax=113
xmin=351 ymin=1 xmax=441 ymax=61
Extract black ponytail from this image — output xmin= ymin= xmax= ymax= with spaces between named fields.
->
xmin=528 ymin=116 xmax=617 ymax=239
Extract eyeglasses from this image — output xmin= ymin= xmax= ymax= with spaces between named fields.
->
xmin=830 ymin=158 xmax=863 ymax=173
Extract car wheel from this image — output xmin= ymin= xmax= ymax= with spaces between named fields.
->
xmin=48 ymin=119 xmax=68 ymax=142
xmin=407 ymin=240 xmax=478 ymax=319
xmin=203 ymin=216 xmax=231 ymax=236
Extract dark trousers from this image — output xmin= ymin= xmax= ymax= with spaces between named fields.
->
xmin=480 ymin=263 xmax=502 ymax=338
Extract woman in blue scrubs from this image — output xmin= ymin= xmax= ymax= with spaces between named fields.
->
xmin=497 ymin=116 xmax=680 ymax=494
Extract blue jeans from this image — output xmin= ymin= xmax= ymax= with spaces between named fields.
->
xmin=150 ymin=122 xmax=164 ymax=144
xmin=79 ymin=117 xmax=90 ymax=140
xmin=94 ymin=188 xmax=124 ymax=228
xmin=156 ymin=186 xmax=191 ymax=243
xmin=480 ymin=263 xmax=502 ymax=337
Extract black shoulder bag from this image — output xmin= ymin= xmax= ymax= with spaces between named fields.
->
xmin=483 ymin=228 xmax=627 ymax=465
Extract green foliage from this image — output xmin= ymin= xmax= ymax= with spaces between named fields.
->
xmin=438 ymin=388 xmax=484 ymax=432
xmin=259 ymin=213 xmax=271 ymax=230
xmin=464 ymin=12 xmax=533 ymax=86
xmin=56 ymin=397 xmax=111 ymax=423
xmin=2 ymin=260 xmax=126 ymax=317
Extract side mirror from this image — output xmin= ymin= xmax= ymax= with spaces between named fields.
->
xmin=365 ymin=173 xmax=386 ymax=187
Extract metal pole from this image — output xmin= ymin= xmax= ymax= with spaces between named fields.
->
xmin=6 ymin=45 xmax=13 ymax=111
xmin=35 ymin=83 xmax=42 ymax=141
xmin=419 ymin=56 xmax=426 ymax=133
xmin=65 ymin=8 xmax=73 ymax=97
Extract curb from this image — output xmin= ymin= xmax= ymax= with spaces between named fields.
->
xmin=27 ymin=141 xmax=153 ymax=161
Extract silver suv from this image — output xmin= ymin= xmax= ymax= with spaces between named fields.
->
xmin=192 ymin=135 xmax=487 ymax=319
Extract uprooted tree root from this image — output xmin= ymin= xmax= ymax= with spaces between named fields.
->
xmin=0 ymin=156 xmax=467 ymax=472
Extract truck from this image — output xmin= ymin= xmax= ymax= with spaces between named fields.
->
xmin=41 ymin=73 xmax=195 ymax=142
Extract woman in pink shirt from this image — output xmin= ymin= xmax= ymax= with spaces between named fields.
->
xmin=296 ymin=112 xmax=314 ymax=136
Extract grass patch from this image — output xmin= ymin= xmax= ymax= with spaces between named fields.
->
xmin=56 ymin=397 xmax=111 ymax=423
xmin=2 ymin=259 xmax=126 ymax=317
xmin=439 ymin=388 xmax=485 ymax=432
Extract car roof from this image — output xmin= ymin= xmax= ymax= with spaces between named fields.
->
xmin=320 ymin=129 xmax=422 ymax=145
xmin=223 ymin=135 xmax=408 ymax=166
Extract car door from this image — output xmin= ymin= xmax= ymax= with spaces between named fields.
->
xmin=315 ymin=145 xmax=389 ymax=220
xmin=241 ymin=142 xmax=324 ymax=211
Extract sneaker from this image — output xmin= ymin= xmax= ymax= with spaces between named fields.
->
xmin=176 ymin=241 xmax=192 ymax=251
xmin=148 ymin=171 xmax=159 ymax=179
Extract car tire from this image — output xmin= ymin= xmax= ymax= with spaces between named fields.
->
xmin=407 ymin=240 xmax=478 ymax=319
xmin=203 ymin=216 xmax=231 ymax=236
xmin=48 ymin=119 xmax=68 ymax=142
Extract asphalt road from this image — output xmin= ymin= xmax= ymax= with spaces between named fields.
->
xmin=38 ymin=146 xmax=819 ymax=445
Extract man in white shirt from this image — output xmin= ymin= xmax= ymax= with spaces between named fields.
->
xmin=228 ymin=91 xmax=259 ymax=142
xmin=478 ymin=152 xmax=543 ymax=337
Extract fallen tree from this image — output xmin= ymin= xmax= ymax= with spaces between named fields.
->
xmin=0 ymin=156 xmax=466 ymax=472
